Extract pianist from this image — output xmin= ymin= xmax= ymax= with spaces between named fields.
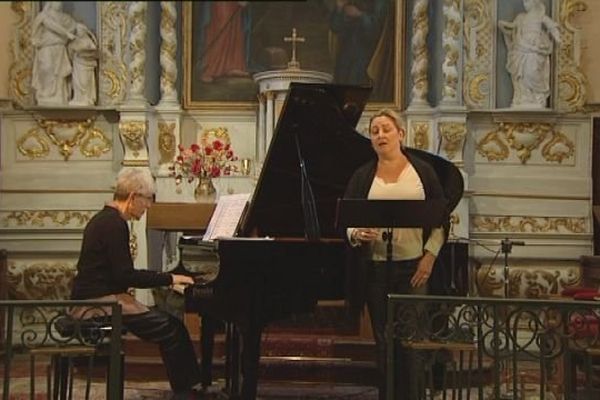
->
xmin=70 ymin=168 xmax=202 ymax=400
xmin=343 ymin=109 xmax=448 ymax=400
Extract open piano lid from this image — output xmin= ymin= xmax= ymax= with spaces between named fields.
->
xmin=241 ymin=82 xmax=375 ymax=238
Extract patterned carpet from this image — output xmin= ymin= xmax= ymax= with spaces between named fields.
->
xmin=5 ymin=377 xmax=379 ymax=399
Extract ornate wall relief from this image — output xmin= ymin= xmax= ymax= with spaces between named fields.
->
xmin=472 ymin=215 xmax=587 ymax=234
xmin=158 ymin=121 xmax=176 ymax=165
xmin=119 ymin=120 xmax=148 ymax=165
xmin=2 ymin=210 xmax=94 ymax=229
xmin=410 ymin=121 xmax=430 ymax=150
xmin=17 ymin=118 xmax=111 ymax=161
xmin=99 ymin=1 xmax=129 ymax=105
xmin=438 ymin=122 xmax=466 ymax=161
xmin=463 ymin=0 xmax=493 ymax=109
xmin=409 ymin=0 xmax=430 ymax=106
xmin=8 ymin=261 xmax=76 ymax=300
xmin=557 ymin=0 xmax=588 ymax=112
xmin=475 ymin=265 xmax=581 ymax=298
xmin=476 ymin=122 xmax=574 ymax=164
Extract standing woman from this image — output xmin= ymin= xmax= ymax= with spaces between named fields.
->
xmin=70 ymin=168 xmax=202 ymax=400
xmin=343 ymin=109 xmax=449 ymax=400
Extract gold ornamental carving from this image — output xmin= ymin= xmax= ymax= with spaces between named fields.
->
xmin=438 ymin=122 xmax=466 ymax=160
xmin=411 ymin=122 xmax=429 ymax=150
xmin=2 ymin=210 xmax=94 ymax=228
xmin=119 ymin=121 xmax=147 ymax=158
xmin=17 ymin=119 xmax=112 ymax=161
xmin=477 ymin=122 xmax=574 ymax=164
xmin=9 ymin=1 xmax=35 ymax=106
xmin=557 ymin=0 xmax=588 ymax=112
xmin=129 ymin=221 xmax=138 ymax=261
xmin=158 ymin=121 xmax=176 ymax=164
xmin=99 ymin=2 xmax=129 ymax=104
xmin=463 ymin=0 xmax=492 ymax=108
xmin=472 ymin=215 xmax=586 ymax=234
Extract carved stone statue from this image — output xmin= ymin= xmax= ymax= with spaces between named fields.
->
xmin=31 ymin=1 xmax=77 ymax=106
xmin=68 ymin=23 xmax=98 ymax=106
xmin=498 ymin=0 xmax=561 ymax=108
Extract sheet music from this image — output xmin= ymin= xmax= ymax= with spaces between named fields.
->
xmin=203 ymin=193 xmax=251 ymax=241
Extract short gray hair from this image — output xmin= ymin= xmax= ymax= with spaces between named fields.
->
xmin=114 ymin=168 xmax=155 ymax=201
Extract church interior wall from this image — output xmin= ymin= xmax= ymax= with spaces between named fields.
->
xmin=0 ymin=0 xmax=598 ymax=305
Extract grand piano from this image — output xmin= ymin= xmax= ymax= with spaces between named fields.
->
xmin=183 ymin=82 xmax=465 ymax=399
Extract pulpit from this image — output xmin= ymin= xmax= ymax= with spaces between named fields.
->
xmin=253 ymin=69 xmax=332 ymax=165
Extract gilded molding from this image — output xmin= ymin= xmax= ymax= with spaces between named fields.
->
xmin=477 ymin=122 xmax=574 ymax=164
xmin=159 ymin=2 xmax=178 ymax=103
xmin=438 ymin=122 xmax=466 ymax=160
xmin=17 ymin=119 xmax=112 ymax=161
xmin=99 ymin=2 xmax=128 ymax=105
xmin=411 ymin=122 xmax=429 ymax=150
xmin=9 ymin=1 xmax=35 ymax=106
xmin=119 ymin=121 xmax=147 ymax=158
xmin=410 ymin=0 xmax=429 ymax=105
xmin=463 ymin=0 xmax=493 ymax=108
xmin=557 ymin=0 xmax=588 ymax=112
xmin=128 ymin=2 xmax=147 ymax=101
xmin=472 ymin=215 xmax=587 ymax=234
xmin=2 ymin=210 xmax=94 ymax=228
xmin=158 ymin=121 xmax=176 ymax=164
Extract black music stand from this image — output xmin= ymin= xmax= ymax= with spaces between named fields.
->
xmin=336 ymin=199 xmax=446 ymax=262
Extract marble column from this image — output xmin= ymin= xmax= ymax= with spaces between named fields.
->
xmin=127 ymin=1 xmax=147 ymax=104
xmin=440 ymin=0 xmax=462 ymax=107
xmin=409 ymin=0 xmax=430 ymax=108
xmin=158 ymin=1 xmax=178 ymax=106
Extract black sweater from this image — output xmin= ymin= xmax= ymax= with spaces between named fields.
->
xmin=71 ymin=206 xmax=172 ymax=300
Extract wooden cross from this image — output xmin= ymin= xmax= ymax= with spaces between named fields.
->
xmin=283 ymin=28 xmax=305 ymax=70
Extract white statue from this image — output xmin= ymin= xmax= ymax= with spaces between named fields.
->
xmin=31 ymin=1 xmax=77 ymax=106
xmin=498 ymin=0 xmax=561 ymax=108
xmin=68 ymin=23 xmax=98 ymax=106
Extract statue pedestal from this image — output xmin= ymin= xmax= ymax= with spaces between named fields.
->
xmin=253 ymin=69 xmax=332 ymax=169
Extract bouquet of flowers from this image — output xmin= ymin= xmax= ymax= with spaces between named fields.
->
xmin=170 ymin=128 xmax=238 ymax=185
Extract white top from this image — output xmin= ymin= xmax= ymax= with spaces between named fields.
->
xmin=348 ymin=163 xmax=445 ymax=261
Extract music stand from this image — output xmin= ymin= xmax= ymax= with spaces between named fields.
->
xmin=336 ymin=199 xmax=446 ymax=262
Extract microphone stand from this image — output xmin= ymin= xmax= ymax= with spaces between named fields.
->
xmin=499 ymin=237 xmax=525 ymax=399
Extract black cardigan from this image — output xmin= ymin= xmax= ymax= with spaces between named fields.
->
xmin=71 ymin=206 xmax=173 ymax=300
xmin=342 ymin=148 xmax=452 ymax=311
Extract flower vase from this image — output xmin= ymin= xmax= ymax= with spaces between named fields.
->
xmin=194 ymin=176 xmax=216 ymax=203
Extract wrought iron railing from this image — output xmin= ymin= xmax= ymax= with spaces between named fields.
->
xmin=386 ymin=295 xmax=600 ymax=400
xmin=0 ymin=300 xmax=123 ymax=400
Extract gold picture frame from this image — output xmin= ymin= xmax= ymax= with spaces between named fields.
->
xmin=182 ymin=0 xmax=405 ymax=111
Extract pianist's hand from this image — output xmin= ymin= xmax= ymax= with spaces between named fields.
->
xmin=171 ymin=274 xmax=194 ymax=286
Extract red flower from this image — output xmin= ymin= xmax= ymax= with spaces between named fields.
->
xmin=205 ymin=146 xmax=213 ymax=155
xmin=212 ymin=140 xmax=223 ymax=151
xmin=190 ymin=143 xmax=200 ymax=152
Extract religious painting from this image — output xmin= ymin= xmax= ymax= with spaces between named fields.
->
xmin=182 ymin=0 xmax=404 ymax=110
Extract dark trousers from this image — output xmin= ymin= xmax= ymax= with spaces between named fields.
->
xmin=366 ymin=260 xmax=425 ymax=400
xmin=123 ymin=308 xmax=201 ymax=392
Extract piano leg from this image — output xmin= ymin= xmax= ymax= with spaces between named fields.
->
xmin=240 ymin=325 xmax=263 ymax=400
xmin=200 ymin=315 xmax=216 ymax=388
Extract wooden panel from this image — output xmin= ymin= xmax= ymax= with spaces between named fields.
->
xmin=146 ymin=202 xmax=215 ymax=231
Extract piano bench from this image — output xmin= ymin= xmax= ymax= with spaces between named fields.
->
xmin=29 ymin=316 xmax=126 ymax=400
